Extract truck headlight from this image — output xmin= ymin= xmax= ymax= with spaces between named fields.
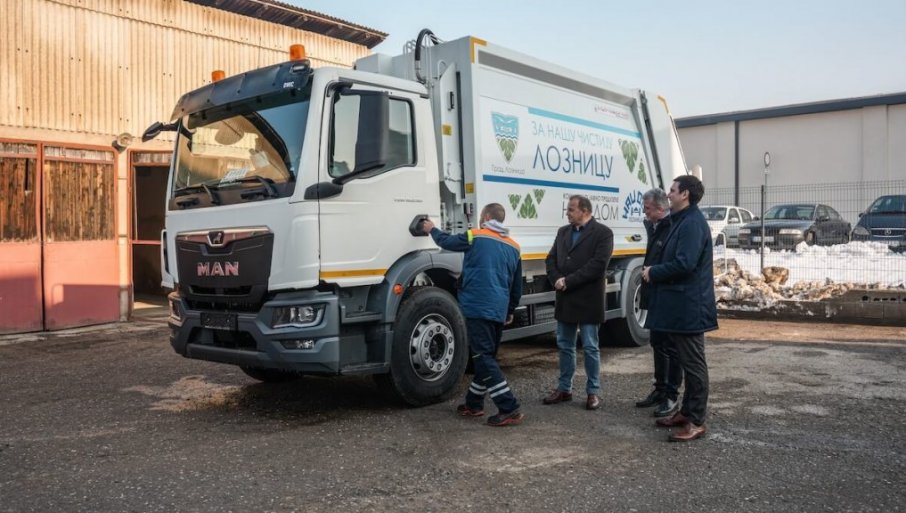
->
xmin=779 ymin=229 xmax=803 ymax=235
xmin=852 ymin=225 xmax=870 ymax=237
xmin=168 ymin=297 xmax=183 ymax=321
xmin=738 ymin=228 xmax=750 ymax=235
xmin=271 ymin=304 xmax=326 ymax=328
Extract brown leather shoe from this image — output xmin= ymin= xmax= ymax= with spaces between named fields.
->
xmin=655 ymin=411 xmax=688 ymax=427
xmin=669 ymin=422 xmax=707 ymax=442
xmin=585 ymin=394 xmax=601 ymax=410
xmin=542 ymin=390 xmax=573 ymax=405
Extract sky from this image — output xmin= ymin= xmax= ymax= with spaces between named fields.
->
xmin=286 ymin=0 xmax=906 ymax=118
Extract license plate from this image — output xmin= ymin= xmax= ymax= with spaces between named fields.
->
xmin=887 ymin=241 xmax=900 ymax=247
xmin=201 ymin=312 xmax=237 ymax=331
xmin=752 ymin=236 xmax=774 ymax=243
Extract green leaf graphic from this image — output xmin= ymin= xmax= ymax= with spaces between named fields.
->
xmin=498 ymin=139 xmax=516 ymax=162
xmin=533 ymin=188 xmax=545 ymax=205
xmin=508 ymin=194 xmax=521 ymax=210
xmin=637 ymin=160 xmax=647 ymax=184
xmin=518 ymin=194 xmax=537 ymax=219
xmin=620 ymin=140 xmax=638 ymax=173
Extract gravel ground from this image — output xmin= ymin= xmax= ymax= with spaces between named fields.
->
xmin=1 ymin=317 xmax=904 ymax=512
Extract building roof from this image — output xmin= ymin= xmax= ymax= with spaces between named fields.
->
xmin=184 ymin=0 xmax=387 ymax=49
xmin=676 ymin=91 xmax=906 ymax=128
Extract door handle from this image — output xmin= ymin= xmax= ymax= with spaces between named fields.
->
xmin=409 ymin=215 xmax=430 ymax=237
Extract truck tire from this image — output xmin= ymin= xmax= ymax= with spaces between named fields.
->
xmin=376 ymin=287 xmax=468 ymax=406
xmin=240 ymin=366 xmax=302 ymax=383
xmin=602 ymin=265 xmax=650 ymax=347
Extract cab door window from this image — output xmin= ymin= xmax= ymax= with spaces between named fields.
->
xmin=329 ymin=94 xmax=415 ymax=179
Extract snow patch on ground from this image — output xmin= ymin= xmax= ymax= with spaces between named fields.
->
xmin=713 ymin=241 xmax=905 ymax=307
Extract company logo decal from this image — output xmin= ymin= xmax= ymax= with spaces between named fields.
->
xmin=622 ymin=190 xmax=644 ymax=221
xmin=492 ymin=112 xmax=519 ymax=163
xmin=208 ymin=230 xmax=225 ymax=246
xmin=197 ymin=261 xmax=239 ymax=277
xmin=508 ymin=189 xmax=545 ymax=219
xmin=619 ymin=140 xmax=647 ymax=184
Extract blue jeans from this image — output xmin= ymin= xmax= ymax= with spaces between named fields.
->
xmin=464 ymin=318 xmax=520 ymax=413
xmin=556 ymin=321 xmax=601 ymax=395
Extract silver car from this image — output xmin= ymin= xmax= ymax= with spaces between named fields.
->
xmin=700 ymin=205 xmax=756 ymax=247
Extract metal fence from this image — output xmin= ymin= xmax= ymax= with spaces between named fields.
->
xmin=701 ymin=179 xmax=906 ymax=287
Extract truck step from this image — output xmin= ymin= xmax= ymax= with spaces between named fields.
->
xmin=340 ymin=362 xmax=389 ymax=375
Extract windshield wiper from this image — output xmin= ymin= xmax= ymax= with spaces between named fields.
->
xmin=174 ymin=183 xmax=221 ymax=205
xmin=234 ymin=176 xmax=279 ymax=199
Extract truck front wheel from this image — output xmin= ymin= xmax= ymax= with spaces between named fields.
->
xmin=376 ymin=287 xmax=468 ymax=406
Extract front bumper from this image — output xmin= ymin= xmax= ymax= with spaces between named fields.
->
xmin=168 ymin=290 xmax=346 ymax=374
xmin=738 ymin=233 xmax=804 ymax=251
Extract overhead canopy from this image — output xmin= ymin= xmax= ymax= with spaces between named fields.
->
xmin=184 ymin=0 xmax=387 ymax=49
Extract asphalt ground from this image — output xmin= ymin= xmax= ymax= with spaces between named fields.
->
xmin=1 ymin=316 xmax=904 ymax=513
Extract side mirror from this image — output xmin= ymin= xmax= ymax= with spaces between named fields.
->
xmin=330 ymin=90 xmax=390 ymax=185
xmin=142 ymin=120 xmax=179 ymax=142
xmin=304 ymin=181 xmax=344 ymax=200
xmin=858 ymin=212 xmax=864 ymax=217
xmin=352 ymin=90 xmax=389 ymax=173
xmin=818 ymin=215 xmax=830 ymax=222
xmin=752 ymin=216 xmax=760 ymax=221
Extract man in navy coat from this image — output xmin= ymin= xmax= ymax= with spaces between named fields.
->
xmin=642 ymin=175 xmax=717 ymax=442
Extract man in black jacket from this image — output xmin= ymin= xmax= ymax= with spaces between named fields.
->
xmin=635 ymin=188 xmax=683 ymax=418
xmin=542 ymin=195 xmax=614 ymax=410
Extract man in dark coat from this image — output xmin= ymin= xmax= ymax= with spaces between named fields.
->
xmin=636 ymin=188 xmax=683 ymax=418
xmin=542 ymin=195 xmax=614 ymax=410
xmin=642 ymin=175 xmax=717 ymax=442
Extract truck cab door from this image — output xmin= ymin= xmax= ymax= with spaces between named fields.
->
xmin=315 ymin=82 xmax=439 ymax=286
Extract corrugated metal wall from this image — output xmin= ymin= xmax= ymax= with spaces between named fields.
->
xmin=0 ymin=0 xmax=373 ymax=138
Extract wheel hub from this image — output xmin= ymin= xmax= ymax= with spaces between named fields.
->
xmin=408 ymin=315 xmax=455 ymax=381
xmin=409 ymin=315 xmax=456 ymax=381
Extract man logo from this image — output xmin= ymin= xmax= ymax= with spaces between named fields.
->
xmin=208 ymin=230 xmax=225 ymax=247
xmin=197 ymin=261 xmax=239 ymax=277
xmin=885 ymin=229 xmax=892 ymax=236
xmin=492 ymin=112 xmax=519 ymax=163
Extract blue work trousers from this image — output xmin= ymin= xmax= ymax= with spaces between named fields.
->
xmin=464 ymin=318 xmax=520 ymax=414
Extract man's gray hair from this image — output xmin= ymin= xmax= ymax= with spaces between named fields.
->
xmin=643 ymin=188 xmax=669 ymax=210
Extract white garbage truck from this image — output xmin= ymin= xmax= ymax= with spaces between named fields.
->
xmin=144 ymin=30 xmax=689 ymax=406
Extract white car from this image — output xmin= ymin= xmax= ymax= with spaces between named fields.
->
xmin=700 ymin=205 xmax=756 ymax=247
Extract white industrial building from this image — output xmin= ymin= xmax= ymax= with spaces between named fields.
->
xmin=675 ymin=92 xmax=906 ymax=221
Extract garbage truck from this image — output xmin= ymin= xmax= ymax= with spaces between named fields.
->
xmin=143 ymin=30 xmax=689 ymax=406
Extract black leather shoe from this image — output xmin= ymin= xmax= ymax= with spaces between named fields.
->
xmin=653 ymin=398 xmax=678 ymax=418
xmin=635 ymin=389 xmax=665 ymax=408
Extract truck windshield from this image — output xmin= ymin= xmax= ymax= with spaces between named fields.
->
xmin=171 ymin=90 xmax=311 ymax=206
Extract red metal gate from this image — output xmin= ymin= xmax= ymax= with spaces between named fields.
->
xmin=0 ymin=142 xmax=43 ymax=334
xmin=41 ymin=146 xmax=119 ymax=330
xmin=0 ymin=141 xmax=119 ymax=333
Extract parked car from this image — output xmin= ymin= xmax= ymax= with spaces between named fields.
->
xmin=737 ymin=203 xmax=851 ymax=250
xmin=850 ymin=194 xmax=906 ymax=250
xmin=700 ymin=205 xmax=756 ymax=247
